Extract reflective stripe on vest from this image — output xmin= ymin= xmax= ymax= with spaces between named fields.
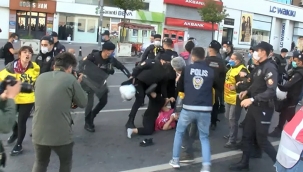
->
xmin=284 ymin=107 xmax=303 ymax=143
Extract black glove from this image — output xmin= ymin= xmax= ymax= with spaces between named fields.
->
xmin=0 ymin=141 xmax=6 ymax=168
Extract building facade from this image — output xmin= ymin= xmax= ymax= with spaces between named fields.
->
xmin=163 ymin=0 xmax=223 ymax=48
xmin=221 ymin=0 xmax=303 ymax=51
xmin=54 ymin=0 xmax=165 ymax=43
xmin=8 ymin=0 xmax=56 ymax=39
xmin=0 ymin=0 xmax=10 ymax=39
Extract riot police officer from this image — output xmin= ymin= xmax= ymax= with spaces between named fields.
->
xmin=141 ymin=34 xmax=162 ymax=62
xmin=51 ymin=32 xmax=66 ymax=57
xmin=35 ymin=36 xmax=55 ymax=74
xmin=82 ymin=42 xmax=131 ymax=132
xmin=274 ymin=48 xmax=288 ymax=84
xmin=229 ymin=41 xmax=278 ymax=171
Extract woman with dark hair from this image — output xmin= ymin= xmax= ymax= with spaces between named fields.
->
xmin=0 ymin=46 xmax=40 ymax=155
xmin=245 ymin=17 xmax=252 ymax=42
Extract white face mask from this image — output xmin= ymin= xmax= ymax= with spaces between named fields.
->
xmin=253 ymin=51 xmax=260 ymax=61
xmin=13 ymin=40 xmax=18 ymax=43
xmin=41 ymin=47 xmax=49 ymax=54
xmin=222 ymin=47 xmax=227 ymax=52
xmin=154 ymin=41 xmax=161 ymax=46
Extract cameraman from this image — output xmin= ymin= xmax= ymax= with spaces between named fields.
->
xmin=0 ymin=82 xmax=22 ymax=170
xmin=0 ymin=46 xmax=40 ymax=156
xmin=32 ymin=52 xmax=87 ymax=172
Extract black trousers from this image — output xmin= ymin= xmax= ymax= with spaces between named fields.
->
xmin=129 ymin=80 xmax=148 ymax=118
xmin=85 ymin=91 xmax=108 ymax=122
xmin=211 ymin=89 xmax=220 ymax=124
xmin=242 ymin=103 xmax=277 ymax=162
xmin=11 ymin=103 xmax=34 ymax=145
xmin=277 ymin=105 xmax=296 ymax=131
xmin=216 ymin=89 xmax=224 ymax=108
xmin=137 ymin=94 xmax=165 ymax=135
xmin=182 ymin=121 xmax=197 ymax=155
xmin=167 ymin=80 xmax=176 ymax=109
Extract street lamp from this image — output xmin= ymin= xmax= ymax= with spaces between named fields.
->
xmin=98 ymin=0 xmax=104 ymax=50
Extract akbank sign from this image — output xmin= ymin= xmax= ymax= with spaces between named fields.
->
xmin=269 ymin=6 xmax=296 ymax=17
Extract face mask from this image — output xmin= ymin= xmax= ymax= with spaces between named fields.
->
xmin=292 ymin=61 xmax=297 ymax=68
xmin=228 ymin=60 xmax=236 ymax=67
xmin=253 ymin=51 xmax=260 ymax=61
xmin=222 ymin=48 xmax=227 ymax=52
xmin=154 ymin=41 xmax=161 ymax=46
xmin=41 ymin=47 xmax=49 ymax=54
xmin=13 ymin=40 xmax=18 ymax=43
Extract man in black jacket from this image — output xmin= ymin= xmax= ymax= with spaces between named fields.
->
xmin=205 ymin=40 xmax=227 ymax=130
xmin=222 ymin=41 xmax=234 ymax=64
xmin=51 ymin=32 xmax=66 ymax=57
xmin=35 ymin=36 xmax=55 ymax=74
xmin=269 ymin=52 xmax=303 ymax=138
xmin=274 ymin=48 xmax=288 ymax=84
xmin=140 ymin=34 xmax=162 ymax=62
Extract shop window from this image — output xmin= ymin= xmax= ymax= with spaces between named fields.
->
xmin=58 ymin=14 xmax=75 ymax=40
xmin=27 ymin=12 xmax=38 ymax=16
xmin=251 ymin=30 xmax=270 ymax=47
xmin=75 ymin=0 xmax=98 ymax=5
xmin=133 ymin=29 xmax=138 ymax=37
xmin=39 ymin=13 xmax=46 ymax=17
xmin=77 ymin=19 xmax=86 ymax=32
xmin=142 ymin=30 xmax=147 ymax=37
xmin=87 ymin=19 xmax=96 ymax=33
xmin=111 ymin=18 xmax=120 ymax=23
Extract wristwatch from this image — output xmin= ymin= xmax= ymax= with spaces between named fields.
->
xmin=250 ymin=98 xmax=254 ymax=102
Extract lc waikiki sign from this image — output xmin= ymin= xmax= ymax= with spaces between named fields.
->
xmin=269 ymin=6 xmax=296 ymax=17
xmin=165 ymin=17 xmax=218 ymax=30
xmin=163 ymin=0 xmax=223 ymax=8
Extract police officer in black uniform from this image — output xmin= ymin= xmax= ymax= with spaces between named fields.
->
xmin=274 ymin=48 xmax=288 ymax=84
xmin=83 ymin=42 xmax=131 ymax=132
xmin=35 ymin=36 xmax=55 ymax=74
xmin=51 ymin=31 xmax=66 ymax=57
xmin=205 ymin=40 xmax=227 ymax=130
xmin=125 ymin=54 xmax=171 ymax=128
xmin=269 ymin=51 xmax=303 ymax=138
xmin=229 ymin=41 xmax=278 ymax=171
xmin=140 ymin=34 xmax=162 ymax=62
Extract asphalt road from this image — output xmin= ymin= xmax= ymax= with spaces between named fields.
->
xmin=0 ymin=46 xmax=282 ymax=172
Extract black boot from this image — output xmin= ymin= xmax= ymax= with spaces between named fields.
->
xmin=84 ymin=113 xmax=95 ymax=133
xmin=250 ymin=146 xmax=262 ymax=159
xmin=229 ymin=154 xmax=249 ymax=171
xmin=125 ymin=117 xmax=136 ymax=128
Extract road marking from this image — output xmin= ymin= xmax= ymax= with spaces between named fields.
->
xmin=120 ymin=141 xmax=280 ymax=172
xmin=71 ymin=107 xmax=147 ymax=114
xmin=108 ymin=85 xmax=120 ymax=88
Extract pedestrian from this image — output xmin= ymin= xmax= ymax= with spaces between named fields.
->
xmin=2 ymin=33 xmax=19 ymax=65
xmin=0 ymin=46 xmax=40 ymax=155
xmin=269 ymin=51 xmax=303 ymax=138
xmin=246 ymin=47 xmax=255 ymax=72
xmin=169 ymin=47 xmax=218 ymax=172
xmin=205 ymin=40 xmax=227 ymax=130
xmin=82 ymin=42 xmax=130 ymax=132
xmin=222 ymin=41 xmax=234 ymax=64
xmin=229 ymin=41 xmax=278 ymax=171
xmin=51 ymin=31 xmax=66 ymax=57
xmin=35 ymin=36 xmax=55 ymax=74
xmin=223 ymin=52 xmax=249 ymax=149
xmin=32 ymin=52 xmax=87 ymax=172
xmin=274 ymin=48 xmax=288 ymax=84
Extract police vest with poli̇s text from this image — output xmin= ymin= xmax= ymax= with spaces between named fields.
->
xmin=0 ymin=61 xmax=40 ymax=104
xmin=276 ymin=107 xmax=303 ymax=169
xmin=224 ymin=64 xmax=248 ymax=105
xmin=183 ymin=61 xmax=214 ymax=112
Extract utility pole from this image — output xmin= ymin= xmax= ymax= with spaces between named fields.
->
xmin=98 ymin=0 xmax=104 ymax=50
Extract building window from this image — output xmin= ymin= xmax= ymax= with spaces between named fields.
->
xmin=251 ymin=30 xmax=270 ymax=47
xmin=142 ymin=30 xmax=147 ymax=37
xmin=75 ymin=0 xmax=98 ymax=5
xmin=77 ymin=19 xmax=86 ymax=32
xmin=133 ymin=29 xmax=138 ymax=37
xmin=58 ymin=14 xmax=75 ymax=40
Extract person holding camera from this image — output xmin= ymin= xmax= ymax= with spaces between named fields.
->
xmin=32 ymin=52 xmax=87 ymax=172
xmin=0 ymin=46 xmax=40 ymax=156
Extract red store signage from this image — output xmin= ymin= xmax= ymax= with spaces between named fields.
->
xmin=165 ymin=17 xmax=218 ymax=31
xmin=163 ymin=0 xmax=223 ymax=8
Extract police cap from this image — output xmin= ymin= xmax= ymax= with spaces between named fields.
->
xmin=222 ymin=40 xmax=232 ymax=46
xmin=281 ymin=48 xmax=288 ymax=53
xmin=154 ymin=34 xmax=161 ymax=39
xmin=162 ymin=37 xmax=173 ymax=45
xmin=41 ymin=35 xmax=54 ymax=45
xmin=255 ymin=41 xmax=272 ymax=53
xmin=188 ymin=37 xmax=195 ymax=41
xmin=209 ymin=40 xmax=221 ymax=52
xmin=102 ymin=42 xmax=116 ymax=51
xmin=159 ymin=51 xmax=174 ymax=61
xmin=293 ymin=51 xmax=301 ymax=58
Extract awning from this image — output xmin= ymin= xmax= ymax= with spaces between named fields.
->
xmin=118 ymin=22 xmax=155 ymax=30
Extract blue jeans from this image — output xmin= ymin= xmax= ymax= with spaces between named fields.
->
xmin=274 ymin=153 xmax=303 ymax=172
xmin=172 ymin=109 xmax=211 ymax=166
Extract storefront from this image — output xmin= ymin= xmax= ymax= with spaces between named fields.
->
xmin=0 ymin=0 xmax=9 ymax=39
xmin=54 ymin=1 xmax=164 ymax=43
xmin=221 ymin=0 xmax=303 ymax=51
xmin=9 ymin=0 xmax=56 ymax=39
xmin=163 ymin=0 xmax=223 ymax=47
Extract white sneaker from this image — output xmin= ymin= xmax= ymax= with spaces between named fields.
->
xmin=169 ymin=159 xmax=180 ymax=168
xmin=200 ymin=165 xmax=210 ymax=172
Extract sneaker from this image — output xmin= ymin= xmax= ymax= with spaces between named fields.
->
xmin=201 ymin=165 xmax=211 ymax=172
xmin=10 ymin=144 xmax=23 ymax=156
xmin=7 ymin=135 xmax=17 ymax=144
xmin=179 ymin=153 xmax=195 ymax=163
xmin=224 ymin=142 xmax=238 ymax=149
xmin=223 ymin=135 xmax=230 ymax=139
xmin=169 ymin=159 xmax=180 ymax=168
xmin=127 ymin=128 xmax=133 ymax=138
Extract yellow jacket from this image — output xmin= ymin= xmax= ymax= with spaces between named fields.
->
xmin=0 ymin=60 xmax=40 ymax=104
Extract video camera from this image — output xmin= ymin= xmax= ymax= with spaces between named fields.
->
xmin=0 ymin=75 xmax=33 ymax=94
